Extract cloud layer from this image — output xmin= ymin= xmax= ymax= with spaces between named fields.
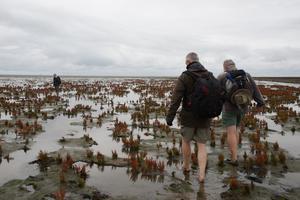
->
xmin=0 ymin=0 xmax=300 ymax=76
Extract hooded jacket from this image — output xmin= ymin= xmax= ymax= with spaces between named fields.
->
xmin=166 ymin=62 xmax=211 ymax=128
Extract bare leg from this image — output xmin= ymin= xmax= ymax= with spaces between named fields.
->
xmin=197 ymin=143 xmax=207 ymax=182
xmin=236 ymin=126 xmax=240 ymax=146
xmin=227 ymin=125 xmax=238 ymax=161
xmin=182 ymin=138 xmax=191 ymax=171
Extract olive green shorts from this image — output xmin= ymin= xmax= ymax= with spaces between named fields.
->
xmin=180 ymin=127 xmax=209 ymax=144
xmin=222 ymin=111 xmax=244 ymax=127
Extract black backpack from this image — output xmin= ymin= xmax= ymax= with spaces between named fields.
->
xmin=184 ymin=71 xmax=224 ymax=118
xmin=225 ymin=70 xmax=253 ymax=108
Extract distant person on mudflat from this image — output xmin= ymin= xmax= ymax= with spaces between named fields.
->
xmin=53 ymin=74 xmax=61 ymax=96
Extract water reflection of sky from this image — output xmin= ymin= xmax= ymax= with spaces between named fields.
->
xmin=256 ymin=112 xmax=300 ymax=158
xmin=0 ymin=77 xmax=300 ymax=198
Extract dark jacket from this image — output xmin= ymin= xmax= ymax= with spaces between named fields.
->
xmin=166 ymin=62 xmax=211 ymax=128
xmin=53 ymin=76 xmax=61 ymax=87
xmin=217 ymin=71 xmax=265 ymax=113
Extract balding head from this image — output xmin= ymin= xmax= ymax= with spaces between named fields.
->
xmin=185 ymin=52 xmax=199 ymax=66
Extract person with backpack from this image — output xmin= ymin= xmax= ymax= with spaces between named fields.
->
xmin=53 ymin=74 xmax=62 ymax=96
xmin=218 ymin=59 xmax=265 ymax=166
xmin=166 ymin=52 xmax=224 ymax=183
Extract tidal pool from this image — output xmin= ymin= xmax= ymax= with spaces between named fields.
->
xmin=0 ymin=77 xmax=299 ymax=200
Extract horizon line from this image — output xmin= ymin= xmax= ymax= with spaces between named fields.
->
xmin=0 ymin=74 xmax=299 ymax=78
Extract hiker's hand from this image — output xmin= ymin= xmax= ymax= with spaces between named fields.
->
xmin=166 ymin=119 xmax=173 ymax=126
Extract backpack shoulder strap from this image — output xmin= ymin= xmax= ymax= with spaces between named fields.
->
xmin=183 ymin=70 xmax=197 ymax=81
xmin=229 ymin=69 xmax=246 ymax=78
xmin=182 ymin=71 xmax=197 ymax=89
xmin=181 ymin=71 xmax=198 ymax=97
xmin=183 ymin=70 xmax=211 ymax=80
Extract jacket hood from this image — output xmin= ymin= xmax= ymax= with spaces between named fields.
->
xmin=186 ymin=62 xmax=207 ymax=72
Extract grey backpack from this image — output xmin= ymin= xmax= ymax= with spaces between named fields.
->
xmin=225 ymin=70 xmax=253 ymax=109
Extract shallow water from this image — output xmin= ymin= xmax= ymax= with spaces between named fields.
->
xmin=255 ymin=113 xmax=300 ymax=158
xmin=0 ymin=77 xmax=300 ymax=199
xmin=0 ymin=113 xmax=12 ymax=120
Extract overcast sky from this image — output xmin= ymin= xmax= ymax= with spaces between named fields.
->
xmin=0 ymin=0 xmax=299 ymax=76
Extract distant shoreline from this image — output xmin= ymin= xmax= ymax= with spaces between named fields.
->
xmin=254 ymin=77 xmax=300 ymax=84
xmin=0 ymin=74 xmax=299 ymax=83
xmin=0 ymin=74 xmax=177 ymax=80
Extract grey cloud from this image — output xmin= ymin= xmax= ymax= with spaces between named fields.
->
xmin=0 ymin=0 xmax=299 ymax=76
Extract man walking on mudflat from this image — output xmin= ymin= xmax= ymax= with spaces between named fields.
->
xmin=166 ymin=52 xmax=223 ymax=182
xmin=218 ymin=59 xmax=265 ymax=166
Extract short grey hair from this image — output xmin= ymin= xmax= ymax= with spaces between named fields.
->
xmin=223 ymin=59 xmax=237 ymax=72
xmin=186 ymin=52 xmax=199 ymax=62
